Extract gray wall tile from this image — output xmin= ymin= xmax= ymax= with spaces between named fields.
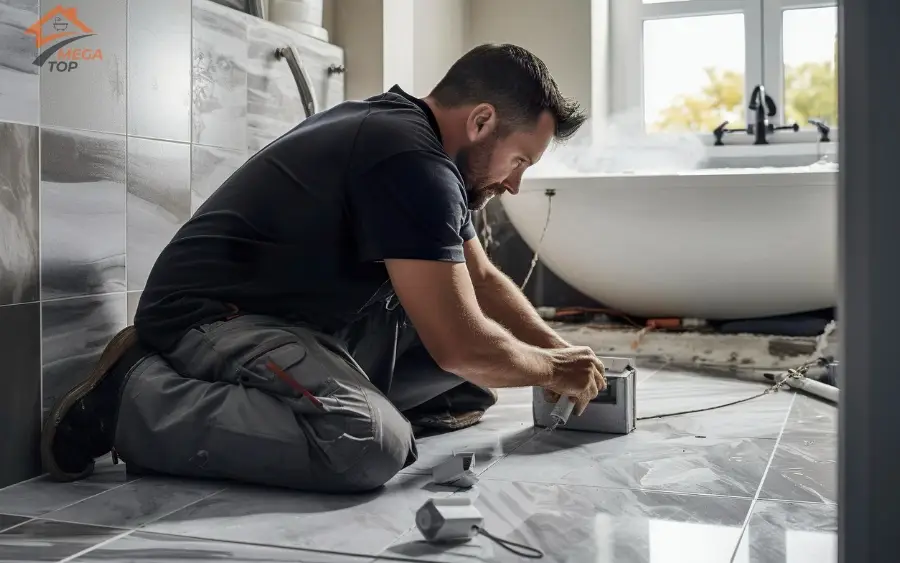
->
xmin=190 ymin=144 xmax=246 ymax=213
xmin=127 ymin=0 xmax=192 ymax=142
xmin=0 ymin=121 xmax=39 ymax=305
xmin=0 ymin=0 xmax=40 ymax=124
xmin=126 ymin=291 xmax=140 ymax=325
xmin=0 ymin=302 xmax=41 ymax=488
xmin=126 ymin=137 xmax=191 ymax=291
xmin=41 ymin=292 xmax=126 ymax=420
xmin=192 ymin=0 xmax=248 ymax=150
xmin=41 ymin=127 xmax=126 ymax=300
xmin=40 ymin=0 xmax=126 ymax=134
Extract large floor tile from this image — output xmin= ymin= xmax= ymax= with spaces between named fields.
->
xmin=143 ymin=473 xmax=453 ymax=557
xmin=0 ymin=519 xmax=126 ymax=562
xmin=0 ymin=0 xmax=39 ymax=124
xmin=72 ymin=530 xmax=370 ymax=562
xmin=42 ymin=477 xmax=226 ymax=529
xmin=41 ymin=293 xmax=127 ymax=421
xmin=637 ymin=370 xmax=796 ymax=439
xmin=192 ymin=0 xmax=248 ymax=150
xmin=735 ymin=500 xmax=836 ymax=563
xmin=380 ymin=480 xmax=751 ymax=563
xmin=0 ymin=457 xmax=134 ymax=517
xmin=401 ymin=387 xmax=537 ymax=476
xmin=0 ymin=121 xmax=39 ymax=306
xmin=0 ymin=515 xmax=29 ymax=533
xmin=0 ymin=302 xmax=42 ymax=488
xmin=782 ymin=394 xmax=838 ymax=435
xmin=482 ymin=428 xmax=776 ymax=498
xmin=759 ymin=432 xmax=837 ymax=504
xmin=40 ymin=127 xmax=126 ymax=300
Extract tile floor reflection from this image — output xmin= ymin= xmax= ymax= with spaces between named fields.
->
xmin=0 ymin=366 xmax=839 ymax=562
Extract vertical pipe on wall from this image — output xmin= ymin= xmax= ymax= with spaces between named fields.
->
xmin=838 ymin=0 xmax=900 ymax=561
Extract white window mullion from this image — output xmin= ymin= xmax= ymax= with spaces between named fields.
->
xmin=763 ymin=0 xmax=786 ymax=125
xmin=745 ymin=0 xmax=765 ymax=127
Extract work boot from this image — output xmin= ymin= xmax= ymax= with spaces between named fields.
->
xmin=41 ymin=326 xmax=148 ymax=482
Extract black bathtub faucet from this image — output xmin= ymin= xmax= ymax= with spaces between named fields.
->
xmin=713 ymin=84 xmax=800 ymax=146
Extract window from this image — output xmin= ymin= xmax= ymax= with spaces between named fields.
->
xmin=643 ymin=13 xmax=746 ymax=132
xmin=610 ymin=0 xmax=838 ymax=137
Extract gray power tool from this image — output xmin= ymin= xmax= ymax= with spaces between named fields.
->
xmin=533 ymin=355 xmax=637 ymax=434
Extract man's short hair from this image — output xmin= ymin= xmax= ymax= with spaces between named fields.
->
xmin=429 ymin=43 xmax=588 ymax=141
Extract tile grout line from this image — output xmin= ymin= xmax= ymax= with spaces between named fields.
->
xmin=0 ymin=517 xmax=36 ymax=535
xmin=635 ymin=360 xmax=672 ymax=388
xmin=57 ymin=528 xmax=136 ymax=563
xmin=132 ymin=486 xmax=229 ymax=531
xmin=728 ymin=391 xmax=797 ymax=563
xmin=29 ymin=475 xmax=144 ymax=521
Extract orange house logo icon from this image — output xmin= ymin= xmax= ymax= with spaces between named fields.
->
xmin=25 ymin=5 xmax=102 ymax=71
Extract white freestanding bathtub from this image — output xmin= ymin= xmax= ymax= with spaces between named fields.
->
xmin=500 ymin=166 xmax=838 ymax=319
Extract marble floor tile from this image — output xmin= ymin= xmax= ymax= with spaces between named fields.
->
xmin=401 ymin=387 xmax=536 ymax=477
xmin=126 ymin=138 xmax=192 ymax=291
xmin=0 ymin=519 xmax=126 ymax=562
xmin=782 ymin=394 xmax=838 ymax=435
xmin=380 ymin=480 xmax=751 ymax=563
xmin=73 ymin=530 xmax=372 ymax=562
xmin=0 ymin=458 xmax=134 ymax=517
xmin=759 ymin=432 xmax=837 ymax=504
xmin=637 ymin=370 xmax=796 ymax=439
xmin=482 ymin=427 xmax=777 ymax=498
xmin=40 ymin=0 xmax=127 ymax=134
xmin=0 ymin=302 xmax=41 ymax=489
xmin=0 ymin=121 xmax=39 ymax=305
xmin=192 ymin=0 xmax=248 ymax=150
xmin=0 ymin=0 xmax=39 ymax=124
xmin=190 ymin=144 xmax=246 ymax=213
xmin=0 ymin=515 xmax=29 ymax=534
xmin=42 ymin=477 xmax=226 ymax=529
xmin=127 ymin=0 xmax=192 ymax=142
xmin=40 ymin=127 xmax=126 ymax=300
xmin=41 ymin=293 xmax=127 ymax=422
xmin=735 ymin=500 xmax=837 ymax=563
xmin=143 ymin=473 xmax=454 ymax=557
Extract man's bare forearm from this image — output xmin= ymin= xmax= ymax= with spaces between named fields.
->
xmin=474 ymin=268 xmax=570 ymax=350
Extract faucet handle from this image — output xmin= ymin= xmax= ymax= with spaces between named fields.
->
xmin=713 ymin=121 xmax=729 ymax=146
xmin=808 ymin=118 xmax=831 ymax=142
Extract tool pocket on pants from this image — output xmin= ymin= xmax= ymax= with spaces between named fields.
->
xmin=235 ymin=334 xmax=340 ymax=408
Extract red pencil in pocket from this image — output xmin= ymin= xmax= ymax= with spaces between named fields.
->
xmin=265 ymin=360 xmax=326 ymax=411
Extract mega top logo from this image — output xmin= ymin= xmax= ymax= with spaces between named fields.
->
xmin=25 ymin=5 xmax=102 ymax=72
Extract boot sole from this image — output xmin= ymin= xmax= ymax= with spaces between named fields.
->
xmin=40 ymin=325 xmax=140 ymax=482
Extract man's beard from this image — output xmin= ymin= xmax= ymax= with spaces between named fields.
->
xmin=455 ymin=138 xmax=506 ymax=211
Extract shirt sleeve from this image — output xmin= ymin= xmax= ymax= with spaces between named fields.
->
xmin=460 ymin=213 xmax=477 ymax=242
xmin=348 ymin=150 xmax=472 ymax=264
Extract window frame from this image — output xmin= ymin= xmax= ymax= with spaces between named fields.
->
xmin=608 ymin=0 xmax=838 ymax=143
xmin=763 ymin=0 xmax=839 ymax=127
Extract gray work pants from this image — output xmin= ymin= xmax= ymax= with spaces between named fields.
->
xmin=114 ymin=306 xmax=496 ymax=493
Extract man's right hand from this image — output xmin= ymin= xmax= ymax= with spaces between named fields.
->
xmin=543 ymin=347 xmax=606 ymax=415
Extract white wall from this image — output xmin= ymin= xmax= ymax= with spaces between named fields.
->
xmin=323 ymin=0 xmax=385 ymax=100
xmin=411 ymin=0 xmax=469 ymax=96
xmin=323 ymin=0 xmax=599 ymax=118
xmin=467 ymin=0 xmax=594 ymax=116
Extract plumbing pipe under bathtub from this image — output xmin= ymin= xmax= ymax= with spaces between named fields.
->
xmin=732 ymin=364 xmax=839 ymax=404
